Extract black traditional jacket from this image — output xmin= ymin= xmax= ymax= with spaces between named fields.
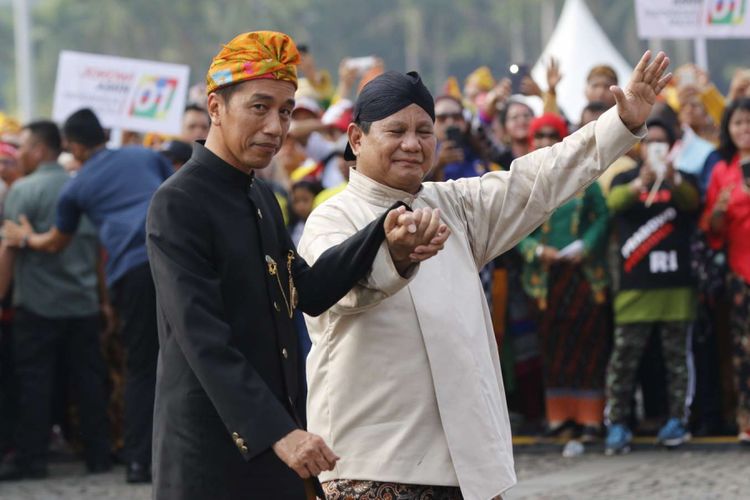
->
xmin=147 ymin=143 xmax=391 ymax=500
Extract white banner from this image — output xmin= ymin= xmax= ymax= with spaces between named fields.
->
xmin=635 ymin=0 xmax=750 ymax=39
xmin=52 ymin=51 xmax=190 ymax=135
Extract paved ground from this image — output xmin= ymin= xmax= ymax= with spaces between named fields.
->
xmin=0 ymin=446 xmax=748 ymax=499
xmin=509 ymin=448 xmax=750 ymax=499
xmin=0 ymin=462 xmax=150 ymax=500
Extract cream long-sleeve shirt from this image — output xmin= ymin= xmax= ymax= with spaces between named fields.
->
xmin=298 ymin=107 xmax=644 ymax=500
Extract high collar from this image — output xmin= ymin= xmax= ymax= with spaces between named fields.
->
xmin=347 ymin=168 xmax=421 ymax=208
xmin=191 ymin=141 xmax=255 ymax=186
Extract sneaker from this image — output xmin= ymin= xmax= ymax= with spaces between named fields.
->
xmin=739 ymin=429 xmax=750 ymax=446
xmin=562 ymin=439 xmax=585 ymax=458
xmin=605 ymin=424 xmax=632 ymax=455
xmin=657 ymin=418 xmax=691 ymax=448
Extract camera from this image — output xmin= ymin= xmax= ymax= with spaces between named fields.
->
xmin=445 ymin=125 xmax=465 ymax=150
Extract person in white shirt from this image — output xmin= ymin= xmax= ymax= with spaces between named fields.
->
xmin=299 ymin=51 xmax=671 ymax=500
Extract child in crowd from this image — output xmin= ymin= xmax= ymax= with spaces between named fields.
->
xmin=288 ymin=180 xmax=323 ymax=246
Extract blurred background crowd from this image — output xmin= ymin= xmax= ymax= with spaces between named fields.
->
xmin=0 ymin=0 xmax=749 ymax=486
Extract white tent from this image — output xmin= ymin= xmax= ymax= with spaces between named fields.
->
xmin=531 ymin=0 xmax=632 ymax=122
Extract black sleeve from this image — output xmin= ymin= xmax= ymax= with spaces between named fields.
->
xmin=147 ymin=185 xmax=296 ymax=460
xmin=288 ymin=202 xmax=406 ymax=317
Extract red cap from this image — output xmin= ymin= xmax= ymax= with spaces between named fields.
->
xmin=322 ymin=99 xmax=354 ymax=133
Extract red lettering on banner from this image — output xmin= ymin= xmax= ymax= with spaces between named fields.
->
xmin=80 ymin=67 xmax=134 ymax=83
xmin=623 ymin=222 xmax=675 ymax=273
xmin=638 ymin=189 xmax=672 ymax=204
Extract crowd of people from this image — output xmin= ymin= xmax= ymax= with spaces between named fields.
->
xmin=0 ymin=32 xmax=747 ymax=495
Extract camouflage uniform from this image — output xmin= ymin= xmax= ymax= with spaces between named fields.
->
xmin=606 ymin=321 xmax=690 ymax=425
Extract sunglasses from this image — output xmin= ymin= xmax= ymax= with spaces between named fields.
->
xmin=436 ymin=112 xmax=464 ymax=122
xmin=534 ymin=131 xmax=560 ymax=140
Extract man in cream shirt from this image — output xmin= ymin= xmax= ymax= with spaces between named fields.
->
xmin=299 ymin=52 xmax=671 ymax=500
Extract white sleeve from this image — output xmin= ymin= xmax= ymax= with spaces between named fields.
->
xmin=437 ymin=107 xmax=645 ymax=267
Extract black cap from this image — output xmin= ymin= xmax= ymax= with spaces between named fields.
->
xmin=344 ymin=71 xmax=435 ymax=161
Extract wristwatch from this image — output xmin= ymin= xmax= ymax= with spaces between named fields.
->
xmin=19 ymin=234 xmax=29 ymax=249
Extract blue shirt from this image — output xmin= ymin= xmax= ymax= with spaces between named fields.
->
xmin=675 ymin=133 xmax=714 ymax=176
xmin=56 ymin=146 xmax=172 ymax=286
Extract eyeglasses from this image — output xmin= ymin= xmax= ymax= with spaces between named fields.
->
xmin=436 ymin=112 xmax=464 ymax=123
xmin=533 ymin=131 xmax=560 ymax=140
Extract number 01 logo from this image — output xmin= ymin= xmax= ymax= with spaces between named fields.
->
xmin=707 ymin=0 xmax=747 ymax=25
xmin=130 ymin=76 xmax=178 ymax=119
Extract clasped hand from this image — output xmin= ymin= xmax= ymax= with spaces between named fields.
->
xmin=384 ymin=206 xmax=451 ymax=274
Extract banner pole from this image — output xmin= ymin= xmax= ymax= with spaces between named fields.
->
xmin=108 ymin=128 xmax=123 ymax=149
xmin=693 ymin=36 xmax=708 ymax=70
xmin=12 ymin=0 xmax=35 ymax=122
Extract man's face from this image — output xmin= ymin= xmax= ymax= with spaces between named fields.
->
xmin=350 ymin=103 xmax=436 ymax=194
xmin=434 ymin=99 xmax=467 ymax=141
xmin=208 ymin=79 xmax=295 ymax=170
xmin=641 ymin=126 xmax=670 ymax=163
xmin=17 ymin=129 xmax=41 ymax=174
xmin=679 ymin=98 xmax=708 ymax=130
xmin=181 ymin=109 xmax=211 ymax=142
xmin=585 ymin=75 xmax=616 ymax=107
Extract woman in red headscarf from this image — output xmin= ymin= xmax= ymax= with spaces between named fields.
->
xmin=517 ymin=114 xmax=611 ymax=449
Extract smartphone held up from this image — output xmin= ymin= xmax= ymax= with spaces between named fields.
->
xmin=346 ymin=56 xmax=377 ymax=75
xmin=445 ymin=125 xmax=465 ymax=150
xmin=509 ymin=63 xmax=530 ymax=94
